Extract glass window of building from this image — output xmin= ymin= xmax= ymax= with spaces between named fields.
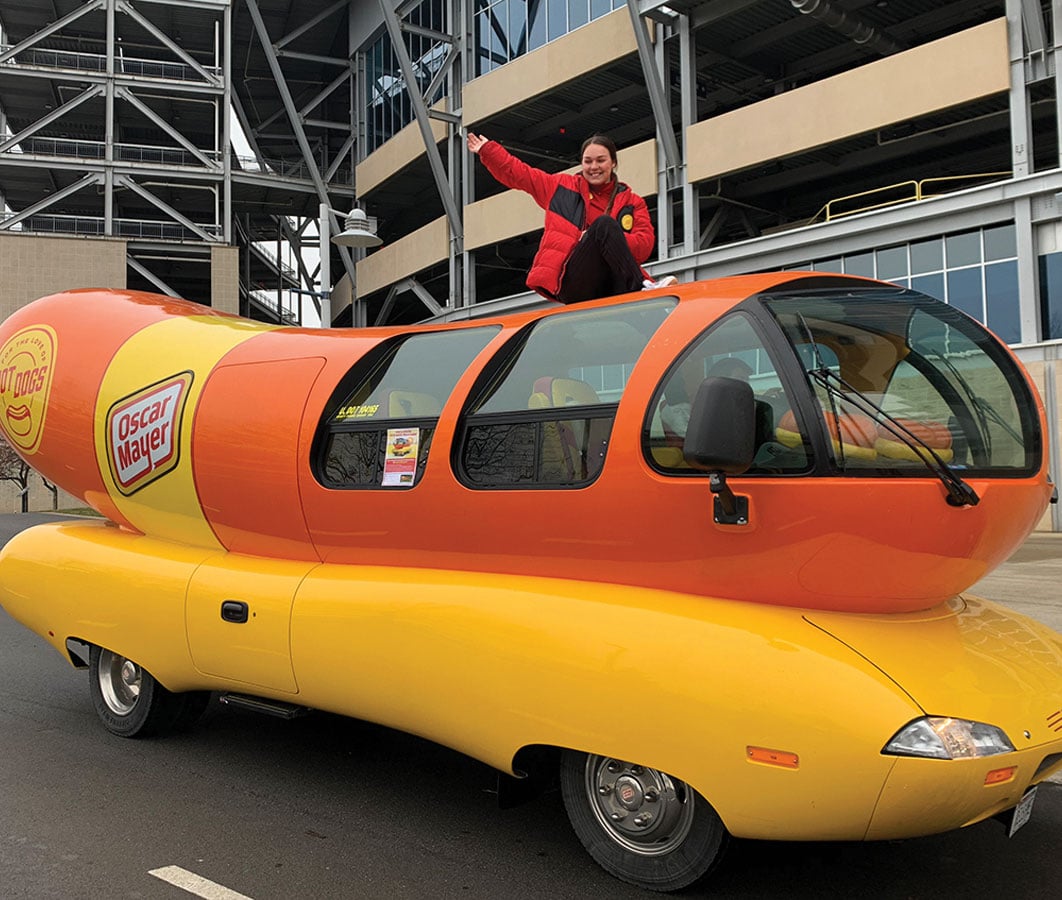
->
xmin=986 ymin=261 xmax=1020 ymax=344
xmin=807 ymin=224 xmax=1020 ymax=344
xmin=875 ymin=246 xmax=908 ymax=282
xmin=813 ymin=257 xmax=843 ymax=275
xmin=946 ymin=267 xmax=983 ymax=320
xmin=910 ymin=237 xmax=943 ymax=274
xmin=911 ymin=273 xmax=945 ymax=301
xmin=474 ymin=1 xmax=625 ymax=76
xmin=1039 ymin=253 xmax=1062 ymax=340
xmin=842 ymin=251 xmax=875 ymax=278
xmin=984 ymin=224 xmax=1017 ymax=261
xmin=363 ymin=1 xmax=449 ymax=153
xmin=946 ymin=231 xmax=982 ymax=268
xmin=367 ymin=2 xmax=628 ymax=140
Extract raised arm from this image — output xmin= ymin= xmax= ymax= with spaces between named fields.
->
xmin=466 ymin=132 xmax=489 ymax=155
xmin=467 ymin=133 xmax=561 ymax=210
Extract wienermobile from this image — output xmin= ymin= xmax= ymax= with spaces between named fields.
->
xmin=1 ymin=272 xmax=1061 ymax=892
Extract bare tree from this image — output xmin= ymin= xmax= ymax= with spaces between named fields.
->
xmin=41 ymin=475 xmax=58 ymax=510
xmin=0 ymin=435 xmax=32 ymax=512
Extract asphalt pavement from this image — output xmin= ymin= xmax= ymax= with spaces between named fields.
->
xmin=1 ymin=513 xmax=1060 ymax=899
xmin=971 ymin=532 xmax=1062 ymax=635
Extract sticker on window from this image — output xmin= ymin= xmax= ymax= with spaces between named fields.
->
xmin=382 ymin=427 xmax=419 ymax=486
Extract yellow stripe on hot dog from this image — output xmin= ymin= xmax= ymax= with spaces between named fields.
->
xmin=95 ymin=315 xmax=276 ymax=549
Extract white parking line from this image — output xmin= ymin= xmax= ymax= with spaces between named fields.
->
xmin=149 ymin=866 xmax=254 ymax=900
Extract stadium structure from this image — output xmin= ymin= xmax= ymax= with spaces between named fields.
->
xmin=1 ymin=1 xmax=1061 ymax=527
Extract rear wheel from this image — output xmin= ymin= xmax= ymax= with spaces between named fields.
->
xmin=560 ymin=751 xmax=728 ymax=892
xmin=89 ymin=645 xmax=184 ymax=738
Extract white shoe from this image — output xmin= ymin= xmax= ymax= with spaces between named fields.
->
xmin=642 ymin=275 xmax=679 ymax=290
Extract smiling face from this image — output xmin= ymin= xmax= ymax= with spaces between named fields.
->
xmin=581 ymin=143 xmax=615 ymax=189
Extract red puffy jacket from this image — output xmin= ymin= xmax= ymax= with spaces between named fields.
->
xmin=478 ymin=141 xmax=655 ymax=299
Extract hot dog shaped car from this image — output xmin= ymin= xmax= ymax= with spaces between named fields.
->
xmin=1 ymin=273 xmax=1061 ymax=892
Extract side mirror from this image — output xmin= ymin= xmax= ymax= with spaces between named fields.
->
xmin=683 ymin=376 xmax=756 ymax=526
xmin=683 ymin=376 xmax=756 ymax=474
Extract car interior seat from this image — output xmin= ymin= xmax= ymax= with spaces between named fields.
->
xmin=387 ymin=390 xmax=442 ymax=418
xmin=528 ymin=376 xmax=608 ymax=482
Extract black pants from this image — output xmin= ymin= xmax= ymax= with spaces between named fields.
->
xmin=555 ymin=216 xmax=644 ymax=304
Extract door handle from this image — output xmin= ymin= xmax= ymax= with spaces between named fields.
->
xmin=220 ymin=600 xmax=249 ymax=623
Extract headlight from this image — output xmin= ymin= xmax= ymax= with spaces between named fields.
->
xmin=883 ymin=717 xmax=1015 ymax=759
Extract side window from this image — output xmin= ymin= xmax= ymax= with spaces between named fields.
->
xmin=459 ymin=298 xmax=676 ymax=487
xmin=318 ymin=326 xmax=498 ymax=489
xmin=645 ymin=313 xmax=810 ymax=473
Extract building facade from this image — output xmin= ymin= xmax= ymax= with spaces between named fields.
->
xmin=2 ymin=1 xmax=1062 ymax=525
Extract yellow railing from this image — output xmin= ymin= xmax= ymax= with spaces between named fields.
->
xmin=806 ymin=172 xmax=1012 ymax=224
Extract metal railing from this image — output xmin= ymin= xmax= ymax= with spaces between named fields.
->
xmin=808 ymin=172 xmax=1012 ymax=224
xmin=1 ymin=212 xmax=223 ymax=241
xmin=249 ymin=241 xmax=299 ymax=283
xmin=4 ymin=141 xmax=351 ymax=185
xmin=234 ymin=154 xmax=355 ymax=186
xmin=246 ymin=287 xmax=300 ymax=324
xmin=0 ymin=45 xmax=220 ymax=82
xmin=10 ymin=137 xmax=222 ymax=168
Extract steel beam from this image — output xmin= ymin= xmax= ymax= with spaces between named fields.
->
xmin=117 ymin=0 xmax=221 ymax=85
xmin=1056 ymin=0 xmax=1062 ymax=167
xmin=0 ymin=85 xmax=104 ymax=154
xmin=276 ymin=0 xmax=348 ymax=50
xmin=378 ymin=0 xmax=463 ymax=242
xmin=127 ymin=254 xmax=181 ymax=297
xmin=0 ymin=0 xmax=104 ymax=65
xmin=625 ymin=0 xmax=680 ymax=172
xmin=117 ymin=87 xmax=220 ymax=169
xmin=1007 ymin=0 xmax=1033 ymax=178
xmin=243 ymin=0 xmax=357 ymax=307
xmin=0 ymin=173 xmax=104 ymax=230
xmin=117 ymin=175 xmax=217 ymax=242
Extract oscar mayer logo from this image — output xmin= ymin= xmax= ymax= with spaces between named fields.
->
xmin=0 ymin=325 xmax=57 ymax=455
xmin=106 ymin=372 xmax=193 ymax=495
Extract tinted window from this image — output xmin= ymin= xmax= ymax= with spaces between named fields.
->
xmin=319 ymin=327 xmax=499 ymax=489
xmin=763 ymin=287 xmax=1038 ymax=475
xmin=645 ymin=313 xmax=810 ymax=474
xmin=460 ymin=298 xmax=675 ymax=487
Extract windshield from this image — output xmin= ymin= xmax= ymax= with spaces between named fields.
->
xmin=760 ymin=286 xmax=1040 ymax=477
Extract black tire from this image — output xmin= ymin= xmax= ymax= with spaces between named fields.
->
xmin=560 ymin=750 xmax=728 ymax=893
xmin=88 ymin=645 xmax=184 ymax=738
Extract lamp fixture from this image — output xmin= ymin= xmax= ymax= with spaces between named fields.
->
xmin=332 ymin=208 xmax=382 ymax=248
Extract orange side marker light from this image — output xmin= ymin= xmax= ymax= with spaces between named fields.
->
xmin=985 ymin=766 xmax=1017 ymax=786
xmin=747 ymin=746 xmax=799 ymax=769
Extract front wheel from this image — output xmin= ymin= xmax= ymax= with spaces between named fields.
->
xmin=89 ymin=645 xmax=184 ymax=738
xmin=560 ymin=751 xmax=728 ymax=892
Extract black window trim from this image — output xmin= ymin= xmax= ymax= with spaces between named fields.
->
xmin=456 ymin=403 xmax=619 ymax=491
xmin=316 ymin=418 xmax=438 ymax=491
xmin=642 ymin=303 xmax=817 ymax=479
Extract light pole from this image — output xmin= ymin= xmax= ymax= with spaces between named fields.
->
xmin=318 ymin=202 xmax=382 ymax=328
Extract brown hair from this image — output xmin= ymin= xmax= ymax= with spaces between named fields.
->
xmin=580 ymin=134 xmax=618 ymax=166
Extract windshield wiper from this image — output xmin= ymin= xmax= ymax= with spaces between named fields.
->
xmin=793 ymin=313 xmax=979 ymax=508
xmin=918 ymin=344 xmax=1022 ymax=447
xmin=807 ymin=366 xmax=980 ymax=507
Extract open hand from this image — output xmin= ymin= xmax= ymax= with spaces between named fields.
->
xmin=466 ymin=132 xmax=488 ymax=154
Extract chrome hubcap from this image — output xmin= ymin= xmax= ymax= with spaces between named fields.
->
xmin=98 ymin=650 xmax=142 ymax=716
xmin=584 ymin=756 xmax=694 ymax=855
